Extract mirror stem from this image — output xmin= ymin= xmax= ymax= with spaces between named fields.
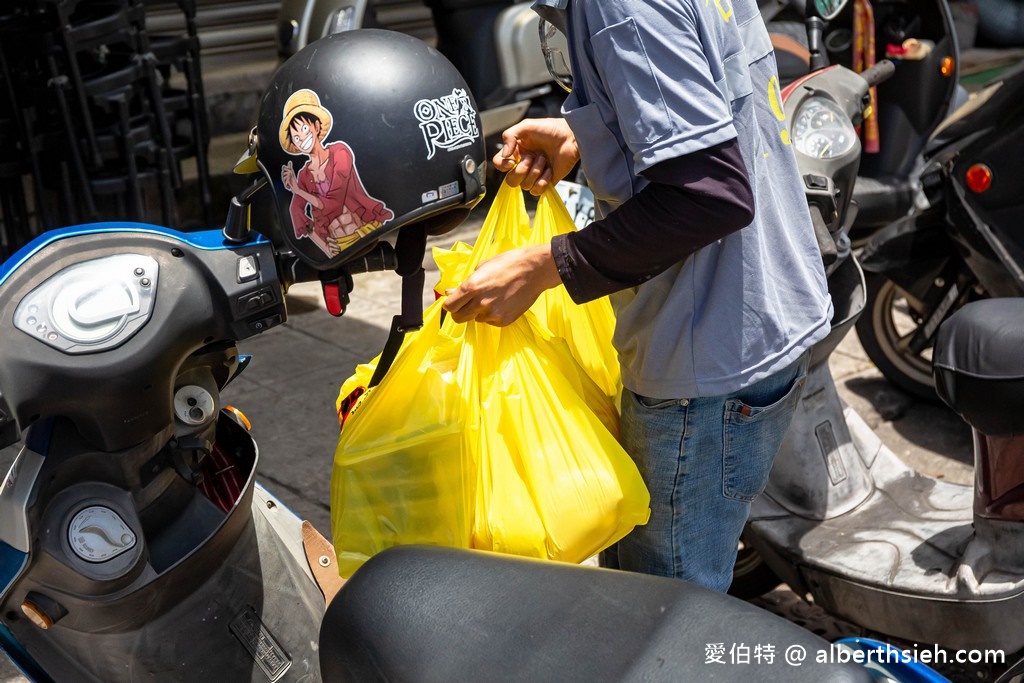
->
xmin=223 ymin=177 xmax=269 ymax=244
xmin=806 ymin=16 xmax=828 ymax=71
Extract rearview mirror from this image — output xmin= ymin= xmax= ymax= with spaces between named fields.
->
xmin=813 ymin=0 xmax=848 ymax=20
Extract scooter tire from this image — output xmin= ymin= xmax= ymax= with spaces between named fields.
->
xmin=854 ymin=272 xmax=942 ymax=402
xmin=728 ymin=540 xmax=782 ymax=600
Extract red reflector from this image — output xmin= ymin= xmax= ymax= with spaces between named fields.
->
xmin=965 ymin=164 xmax=992 ymax=193
xmin=323 ymin=283 xmax=344 ymax=316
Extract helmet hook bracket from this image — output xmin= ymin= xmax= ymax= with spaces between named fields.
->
xmin=223 ymin=176 xmax=269 ymax=244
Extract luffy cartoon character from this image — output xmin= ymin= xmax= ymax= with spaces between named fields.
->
xmin=279 ymin=89 xmax=394 ymax=258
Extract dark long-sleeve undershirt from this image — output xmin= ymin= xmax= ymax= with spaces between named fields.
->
xmin=552 ymin=138 xmax=755 ymax=304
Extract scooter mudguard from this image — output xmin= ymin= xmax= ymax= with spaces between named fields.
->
xmin=320 ymin=545 xmax=876 ymax=683
xmin=748 ymin=292 xmax=1024 ymax=651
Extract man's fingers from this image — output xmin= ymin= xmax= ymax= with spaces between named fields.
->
xmin=443 ymin=284 xmax=499 ymax=325
xmin=504 ymin=151 xmax=540 ymax=188
xmin=528 ymin=168 xmax=554 ymax=196
xmin=492 ymin=152 xmax=515 ymax=173
xmin=442 ymin=285 xmax=477 ymax=323
xmin=499 ymin=129 xmax=521 ymax=155
xmin=492 ymin=137 xmax=520 ymax=173
xmin=516 ymin=154 xmax=548 ymax=192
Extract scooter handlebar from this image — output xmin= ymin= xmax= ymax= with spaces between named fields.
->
xmin=860 ymin=60 xmax=896 ymax=88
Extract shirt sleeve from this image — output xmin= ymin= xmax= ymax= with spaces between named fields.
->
xmin=552 ymin=138 xmax=754 ymax=304
xmin=584 ymin=1 xmax=738 ymax=172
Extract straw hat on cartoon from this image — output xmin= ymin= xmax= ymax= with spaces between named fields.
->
xmin=279 ymin=89 xmax=334 ymax=154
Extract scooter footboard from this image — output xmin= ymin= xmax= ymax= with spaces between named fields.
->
xmin=319 ymin=545 xmax=873 ymax=682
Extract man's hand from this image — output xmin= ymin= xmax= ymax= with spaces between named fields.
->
xmin=442 ymin=244 xmax=562 ymax=326
xmin=493 ymin=118 xmax=580 ymax=196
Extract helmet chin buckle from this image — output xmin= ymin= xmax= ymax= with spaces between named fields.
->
xmin=317 ymin=242 xmax=399 ymax=317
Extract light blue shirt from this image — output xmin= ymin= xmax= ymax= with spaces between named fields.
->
xmin=536 ymin=0 xmax=832 ymax=398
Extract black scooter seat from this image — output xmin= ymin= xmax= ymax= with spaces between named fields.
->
xmin=319 ymin=545 xmax=873 ymax=682
xmin=934 ymin=298 xmax=1024 ymax=436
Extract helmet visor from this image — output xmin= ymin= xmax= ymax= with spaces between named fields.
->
xmin=539 ymin=19 xmax=572 ymax=94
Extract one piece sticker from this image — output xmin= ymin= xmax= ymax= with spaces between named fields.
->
xmin=414 ymin=88 xmax=480 ymax=160
xmin=279 ymin=89 xmax=394 ymax=259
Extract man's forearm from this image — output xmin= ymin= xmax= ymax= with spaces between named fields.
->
xmin=553 ymin=138 xmax=754 ymax=303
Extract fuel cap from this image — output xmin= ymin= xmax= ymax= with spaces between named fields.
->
xmin=67 ymin=505 xmax=137 ymax=563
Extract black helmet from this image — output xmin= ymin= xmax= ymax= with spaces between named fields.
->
xmin=237 ymin=29 xmax=486 ymax=270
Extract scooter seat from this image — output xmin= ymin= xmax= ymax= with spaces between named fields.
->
xmin=934 ymin=298 xmax=1024 ymax=436
xmin=319 ymin=545 xmax=874 ymax=682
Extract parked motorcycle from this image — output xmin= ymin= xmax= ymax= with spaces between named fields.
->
xmin=731 ymin=10 xmax=1024 ymax=678
xmin=276 ymin=0 xmax=568 ymax=145
xmin=854 ymin=60 xmax=1024 ymax=400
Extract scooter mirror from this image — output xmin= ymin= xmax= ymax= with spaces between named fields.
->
xmin=813 ymin=0 xmax=848 ymax=20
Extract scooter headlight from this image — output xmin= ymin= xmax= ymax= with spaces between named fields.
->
xmin=791 ymin=97 xmax=857 ymax=160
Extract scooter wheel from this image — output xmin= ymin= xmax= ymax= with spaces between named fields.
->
xmin=855 ymin=272 xmax=946 ymax=402
xmin=728 ymin=539 xmax=781 ymax=599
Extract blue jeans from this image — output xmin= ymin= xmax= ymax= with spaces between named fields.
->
xmin=605 ymin=352 xmax=809 ymax=592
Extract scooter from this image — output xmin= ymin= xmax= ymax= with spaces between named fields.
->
xmin=275 ymin=0 xmax=567 ymax=143
xmin=854 ymin=60 xmax=1024 ymax=400
xmin=732 ymin=13 xmax=1024 ymax=677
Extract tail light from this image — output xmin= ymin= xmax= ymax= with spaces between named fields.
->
xmin=965 ymin=164 xmax=993 ymax=193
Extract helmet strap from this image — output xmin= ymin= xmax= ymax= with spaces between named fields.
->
xmin=367 ymin=223 xmax=428 ymax=388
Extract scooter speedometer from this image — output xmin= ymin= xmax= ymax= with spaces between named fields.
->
xmin=792 ymin=97 xmax=857 ymax=160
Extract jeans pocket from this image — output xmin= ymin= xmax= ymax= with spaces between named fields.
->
xmin=633 ymin=393 xmax=680 ymax=410
xmin=721 ymin=370 xmax=807 ymax=501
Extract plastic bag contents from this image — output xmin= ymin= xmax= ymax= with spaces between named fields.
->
xmin=330 ymin=181 xmax=649 ymax=577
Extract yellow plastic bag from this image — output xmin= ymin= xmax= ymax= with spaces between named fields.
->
xmin=331 ymin=300 xmax=472 ymax=576
xmin=330 ymin=181 xmax=649 ymax=577
xmin=530 ymin=190 xmax=621 ymax=406
xmin=462 ymin=316 xmax=649 ymax=560
xmin=430 ymin=184 xmax=620 ymax=433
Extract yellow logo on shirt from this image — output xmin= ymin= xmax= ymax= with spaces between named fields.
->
xmin=767 ymin=75 xmax=791 ymax=145
xmin=709 ymin=0 xmax=734 ymax=22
